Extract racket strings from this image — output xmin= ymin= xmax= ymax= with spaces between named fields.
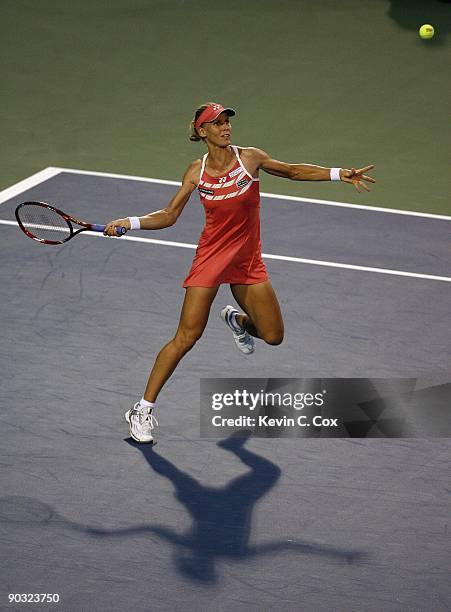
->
xmin=18 ymin=206 xmax=71 ymax=242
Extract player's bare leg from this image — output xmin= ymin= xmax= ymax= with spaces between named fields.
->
xmin=144 ymin=286 xmax=219 ymax=402
xmin=127 ymin=286 xmax=218 ymax=443
xmin=230 ymin=281 xmax=284 ymax=345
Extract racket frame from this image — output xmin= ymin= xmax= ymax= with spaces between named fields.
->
xmin=15 ymin=201 xmax=124 ymax=245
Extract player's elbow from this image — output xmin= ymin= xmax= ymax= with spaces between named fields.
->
xmin=287 ymin=165 xmax=300 ymax=181
xmin=291 ymin=164 xmax=311 ymax=181
xmin=165 ymin=210 xmax=178 ymax=226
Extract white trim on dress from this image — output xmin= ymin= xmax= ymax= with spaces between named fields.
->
xmin=200 ymin=147 xmax=259 ymax=185
xmin=199 ymin=153 xmax=208 ymax=184
xmin=232 ymin=146 xmax=259 ymax=182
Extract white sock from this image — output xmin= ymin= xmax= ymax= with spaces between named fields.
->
xmin=138 ymin=398 xmax=155 ymax=411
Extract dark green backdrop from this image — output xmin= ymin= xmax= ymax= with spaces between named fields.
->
xmin=1 ymin=0 xmax=450 ymax=214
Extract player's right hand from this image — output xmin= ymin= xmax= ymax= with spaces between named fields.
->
xmin=103 ymin=218 xmax=130 ymax=236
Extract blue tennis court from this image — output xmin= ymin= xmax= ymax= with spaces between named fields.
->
xmin=1 ymin=168 xmax=450 ymax=611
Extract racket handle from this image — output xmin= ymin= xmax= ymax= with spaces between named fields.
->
xmin=91 ymin=224 xmax=127 ymax=236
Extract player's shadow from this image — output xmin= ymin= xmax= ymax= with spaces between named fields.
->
xmin=121 ymin=431 xmax=366 ymax=582
xmin=0 ymin=432 xmax=367 ymax=584
xmin=388 ymin=0 xmax=450 ymax=45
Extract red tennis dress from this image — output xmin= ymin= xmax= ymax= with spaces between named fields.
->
xmin=183 ymin=146 xmax=268 ymax=288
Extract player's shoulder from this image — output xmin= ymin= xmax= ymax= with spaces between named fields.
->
xmin=182 ymin=158 xmax=202 ymax=188
xmin=189 ymin=157 xmax=203 ymax=171
xmin=237 ymin=146 xmax=269 ymax=163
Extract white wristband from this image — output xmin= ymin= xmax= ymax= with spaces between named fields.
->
xmin=330 ymin=168 xmax=341 ymax=181
xmin=128 ymin=216 xmax=141 ymax=230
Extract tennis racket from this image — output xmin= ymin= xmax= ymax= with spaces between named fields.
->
xmin=15 ymin=201 xmax=126 ymax=245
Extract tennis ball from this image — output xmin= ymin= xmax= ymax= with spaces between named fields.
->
xmin=419 ymin=24 xmax=435 ymax=39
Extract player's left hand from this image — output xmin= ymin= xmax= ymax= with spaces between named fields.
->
xmin=340 ymin=165 xmax=375 ymax=192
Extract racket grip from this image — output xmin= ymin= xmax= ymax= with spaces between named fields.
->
xmin=91 ymin=224 xmax=126 ymax=236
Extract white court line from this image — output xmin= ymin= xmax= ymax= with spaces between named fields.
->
xmin=1 ymin=219 xmax=450 ymax=283
xmin=2 ymin=166 xmax=450 ymax=221
xmin=0 ymin=168 xmax=62 ymax=205
xmin=38 ymin=166 xmax=451 ymax=221
xmin=1 ymin=167 xmax=450 ymax=283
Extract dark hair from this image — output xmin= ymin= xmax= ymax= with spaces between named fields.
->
xmin=189 ymin=102 xmax=215 ymax=142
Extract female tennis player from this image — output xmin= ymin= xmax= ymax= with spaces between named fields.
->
xmin=104 ymin=102 xmax=375 ymax=443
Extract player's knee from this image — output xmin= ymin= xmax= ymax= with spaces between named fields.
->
xmin=261 ymin=329 xmax=284 ymax=346
xmin=174 ymin=328 xmax=203 ymax=352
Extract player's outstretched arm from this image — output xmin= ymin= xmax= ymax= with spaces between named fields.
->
xmin=247 ymin=147 xmax=375 ymax=193
xmin=103 ymin=161 xmax=200 ymax=236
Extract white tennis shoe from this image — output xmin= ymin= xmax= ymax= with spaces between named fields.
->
xmin=220 ymin=305 xmax=255 ymax=354
xmin=125 ymin=403 xmax=158 ymax=443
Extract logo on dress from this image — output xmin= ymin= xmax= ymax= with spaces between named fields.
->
xmin=199 ymin=186 xmax=215 ymax=196
xmin=229 ymin=167 xmax=242 ymax=178
xmin=237 ymin=177 xmax=249 ymax=189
